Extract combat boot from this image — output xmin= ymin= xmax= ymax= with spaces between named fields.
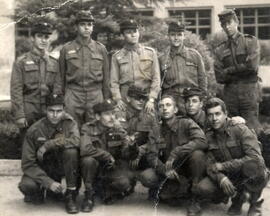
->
xmin=81 ymin=190 xmax=94 ymax=212
xmin=227 ymin=192 xmax=247 ymax=215
xmin=248 ymin=198 xmax=264 ymax=216
xmin=187 ymin=199 xmax=201 ymax=216
xmin=65 ymin=189 xmax=78 ymax=214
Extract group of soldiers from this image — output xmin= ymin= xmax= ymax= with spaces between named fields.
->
xmin=10 ymin=7 xmax=269 ymax=216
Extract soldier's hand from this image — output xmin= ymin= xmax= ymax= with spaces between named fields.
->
xmin=105 ymin=156 xmax=115 ymax=170
xmin=145 ymin=100 xmax=155 ymax=114
xmin=37 ymin=146 xmax=46 ymax=162
xmin=165 ymin=160 xmax=174 ymax=172
xmin=16 ymin=118 xmax=28 ymax=128
xmin=231 ymin=116 xmax=246 ymax=125
xmin=165 ymin=169 xmax=177 ymax=180
xmin=220 ymin=177 xmax=236 ymax=197
xmin=49 ymin=182 xmax=63 ymax=193
xmin=129 ymin=157 xmax=140 ymax=170
xmin=117 ymin=99 xmax=126 ymax=111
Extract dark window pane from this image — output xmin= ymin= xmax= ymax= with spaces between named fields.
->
xmin=199 ymin=10 xmax=210 ymax=18
xmin=258 ymin=16 xmax=270 ymax=24
xmin=141 ymin=11 xmax=153 ymax=16
xmin=258 ymin=8 xmax=270 ymax=16
xmin=242 ymin=8 xmax=255 ymax=16
xmin=168 ymin=10 xmax=182 ymax=16
xmin=185 ymin=19 xmax=196 ymax=26
xmin=243 ymin=17 xmax=255 ymax=24
xmin=186 ymin=28 xmax=196 ymax=34
xmin=199 ymin=28 xmax=211 ymax=39
xmin=258 ymin=26 xmax=270 ymax=39
xmin=199 ymin=18 xmax=210 ymax=25
xmin=184 ymin=10 xmax=196 ymax=18
xmin=243 ymin=27 xmax=255 ymax=36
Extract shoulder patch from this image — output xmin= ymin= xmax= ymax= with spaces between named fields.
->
xmin=144 ymin=46 xmax=155 ymax=52
xmin=96 ymin=41 xmax=106 ymax=48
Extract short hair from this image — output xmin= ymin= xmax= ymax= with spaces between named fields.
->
xmin=205 ymin=97 xmax=227 ymax=114
xmin=160 ymin=94 xmax=177 ymax=107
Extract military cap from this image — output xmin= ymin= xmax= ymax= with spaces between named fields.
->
xmin=120 ymin=19 xmax=138 ymax=33
xmin=168 ymin=21 xmax=185 ymax=33
xmin=183 ymin=87 xmax=204 ymax=99
xmin=93 ymin=99 xmax=116 ymax=114
xmin=31 ymin=22 xmax=53 ymax=35
xmin=46 ymin=94 xmax=64 ymax=106
xmin=218 ymin=9 xmax=238 ymax=24
xmin=75 ymin=10 xmax=95 ymax=23
xmin=127 ymin=85 xmax=148 ymax=100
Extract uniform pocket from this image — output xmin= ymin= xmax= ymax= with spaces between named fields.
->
xmin=46 ymin=64 xmax=58 ymax=85
xmin=140 ymin=56 xmax=153 ymax=79
xmin=66 ymin=52 xmax=80 ymax=69
xmin=226 ymin=140 xmax=242 ymax=158
xmin=24 ymin=64 xmax=39 ymax=85
xmin=91 ymin=54 xmax=104 ymax=82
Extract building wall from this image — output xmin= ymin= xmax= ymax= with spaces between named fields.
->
xmin=137 ymin=0 xmax=270 ymax=37
xmin=0 ymin=0 xmax=15 ymax=100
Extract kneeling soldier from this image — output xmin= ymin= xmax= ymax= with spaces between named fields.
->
xmin=195 ymin=97 xmax=269 ymax=216
xmin=18 ymin=94 xmax=80 ymax=214
xmin=80 ymin=99 xmax=137 ymax=212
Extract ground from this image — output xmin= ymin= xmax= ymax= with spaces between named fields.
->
xmin=1 ymin=176 xmax=270 ymax=216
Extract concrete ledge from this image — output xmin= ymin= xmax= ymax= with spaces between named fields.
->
xmin=0 ymin=159 xmax=22 ymax=176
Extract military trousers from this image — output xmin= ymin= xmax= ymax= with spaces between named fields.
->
xmin=223 ymin=82 xmax=263 ymax=135
xmin=19 ymin=148 xmax=79 ymax=197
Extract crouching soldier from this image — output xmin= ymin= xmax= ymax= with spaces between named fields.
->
xmin=80 ymin=99 xmax=137 ymax=212
xmin=140 ymin=95 xmax=207 ymax=216
xmin=18 ymin=94 xmax=80 ymax=214
xmin=194 ymin=97 xmax=269 ymax=216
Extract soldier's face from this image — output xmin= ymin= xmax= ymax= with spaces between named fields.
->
xmin=221 ymin=19 xmax=238 ymax=37
xmin=46 ymin=105 xmax=64 ymax=125
xmin=97 ymin=111 xmax=115 ymax=128
xmin=77 ymin=21 xmax=93 ymax=38
xmin=97 ymin=32 xmax=108 ymax=45
xmin=185 ymin=96 xmax=203 ymax=116
xmin=207 ymin=105 xmax=227 ymax=130
xmin=32 ymin=33 xmax=50 ymax=51
xmin=168 ymin=31 xmax=184 ymax=47
xmin=129 ymin=97 xmax=147 ymax=111
xmin=122 ymin=29 xmax=140 ymax=44
xmin=159 ymin=97 xmax=178 ymax=120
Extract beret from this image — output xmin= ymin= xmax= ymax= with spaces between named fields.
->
xmin=93 ymin=99 xmax=116 ymax=113
xmin=46 ymin=94 xmax=64 ymax=106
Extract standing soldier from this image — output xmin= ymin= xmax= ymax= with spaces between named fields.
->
xmin=110 ymin=19 xmax=160 ymax=114
xmin=194 ymin=97 xmax=269 ymax=216
xmin=58 ymin=10 xmax=110 ymax=127
xmin=11 ymin=21 xmax=59 ymax=129
xmin=18 ymin=94 xmax=80 ymax=214
xmin=159 ymin=22 xmax=207 ymax=115
xmin=214 ymin=9 xmax=262 ymax=136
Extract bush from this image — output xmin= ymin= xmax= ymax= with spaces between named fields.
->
xmin=260 ymin=40 xmax=270 ymax=65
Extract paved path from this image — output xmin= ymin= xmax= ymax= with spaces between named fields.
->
xmin=1 ymin=176 xmax=270 ymax=216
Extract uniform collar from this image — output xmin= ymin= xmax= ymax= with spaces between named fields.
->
xmin=226 ymin=31 xmax=241 ymax=47
xmin=75 ymin=36 xmax=96 ymax=51
xmin=213 ymin=118 xmax=231 ymax=136
xmin=30 ymin=47 xmax=49 ymax=62
xmin=192 ymin=110 xmax=206 ymax=128
xmin=163 ymin=115 xmax=178 ymax=132
xmin=170 ymin=44 xmax=186 ymax=58
xmin=126 ymin=103 xmax=140 ymax=120
xmin=124 ymin=43 xmax=141 ymax=54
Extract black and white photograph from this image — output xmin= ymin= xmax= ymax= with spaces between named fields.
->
xmin=0 ymin=0 xmax=270 ymax=215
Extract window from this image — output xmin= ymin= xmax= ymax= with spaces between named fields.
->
xmin=168 ymin=9 xmax=212 ymax=39
xmin=15 ymin=23 xmax=31 ymax=37
xmin=129 ymin=9 xmax=154 ymax=16
xmin=227 ymin=7 xmax=270 ymax=39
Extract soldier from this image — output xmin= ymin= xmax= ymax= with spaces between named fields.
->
xmin=58 ymin=10 xmax=110 ymax=127
xmin=110 ymin=19 xmax=160 ymax=114
xmin=139 ymin=95 xmax=207 ymax=216
xmin=18 ymin=94 xmax=80 ymax=214
xmin=80 ymin=99 xmax=137 ymax=212
xmin=159 ymin=22 xmax=207 ymax=115
xmin=214 ymin=9 xmax=263 ymax=136
xmin=194 ymin=97 xmax=269 ymax=216
xmin=11 ymin=21 xmax=59 ymax=129
xmin=183 ymin=87 xmax=246 ymax=131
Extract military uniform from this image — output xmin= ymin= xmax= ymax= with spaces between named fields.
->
xmin=80 ymin=100 xmax=137 ymax=205
xmin=140 ymin=115 xmax=207 ymax=201
xmin=57 ymin=11 xmax=110 ymax=127
xmin=194 ymin=118 xmax=268 ymax=215
xmin=214 ymin=10 xmax=262 ymax=135
xmin=10 ymin=22 xmax=59 ymax=126
xmin=159 ymin=22 xmax=207 ymax=115
xmin=110 ymin=20 xmax=160 ymax=103
xmin=18 ymin=112 xmax=80 ymax=201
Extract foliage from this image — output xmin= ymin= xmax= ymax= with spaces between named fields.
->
xmin=260 ymin=40 xmax=270 ymax=65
